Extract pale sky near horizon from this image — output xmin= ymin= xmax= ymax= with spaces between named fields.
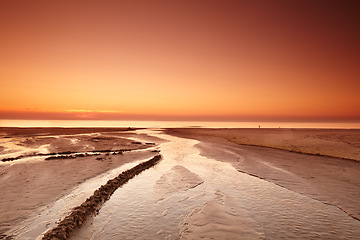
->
xmin=1 ymin=1 xmax=359 ymax=122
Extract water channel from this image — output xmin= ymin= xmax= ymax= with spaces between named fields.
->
xmin=70 ymin=130 xmax=360 ymax=240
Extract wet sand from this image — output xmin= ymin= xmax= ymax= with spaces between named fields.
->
xmin=166 ymin=128 xmax=360 ymax=221
xmin=0 ymin=128 xmax=162 ymax=236
xmin=166 ymin=128 xmax=360 ymax=161
xmin=1 ymin=127 xmax=360 ymax=239
xmin=72 ymin=129 xmax=360 ymax=240
xmin=0 ymin=127 xmax=138 ymax=137
xmin=42 ymin=155 xmax=162 ymax=240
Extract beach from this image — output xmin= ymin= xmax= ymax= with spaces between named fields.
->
xmin=165 ymin=128 xmax=360 ymax=161
xmin=2 ymin=0 xmax=359 ymax=238
xmin=166 ymin=128 xmax=360 ymax=220
xmin=1 ymin=127 xmax=360 ymax=239
xmin=0 ymin=128 xmax=163 ymax=237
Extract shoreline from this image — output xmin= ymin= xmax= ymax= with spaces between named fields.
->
xmin=0 ymin=129 xmax=161 ymax=236
xmin=0 ymin=151 xmax=157 ymax=235
xmin=221 ymin=142 xmax=360 ymax=163
xmin=0 ymin=127 xmax=140 ymax=137
xmin=1 ymin=127 xmax=360 ymax=238
xmin=165 ymin=128 xmax=360 ymax=221
xmin=43 ymin=155 xmax=162 ymax=240
xmin=70 ymin=128 xmax=360 ymax=239
xmin=165 ymin=128 xmax=360 ymax=162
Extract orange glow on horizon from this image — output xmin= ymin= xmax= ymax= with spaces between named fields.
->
xmin=1 ymin=1 xmax=359 ymax=122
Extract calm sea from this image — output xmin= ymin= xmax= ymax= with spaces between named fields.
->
xmin=0 ymin=120 xmax=359 ymax=129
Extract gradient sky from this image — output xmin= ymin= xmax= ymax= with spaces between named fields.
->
xmin=1 ymin=1 xmax=359 ymax=122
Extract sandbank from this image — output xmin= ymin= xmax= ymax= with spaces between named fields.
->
xmin=166 ymin=128 xmax=360 ymax=221
xmin=0 ymin=128 xmax=162 ymax=236
xmin=166 ymin=128 xmax=360 ymax=161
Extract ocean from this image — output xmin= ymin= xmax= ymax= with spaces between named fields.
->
xmin=0 ymin=120 xmax=360 ymax=129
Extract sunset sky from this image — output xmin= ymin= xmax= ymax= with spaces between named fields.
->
xmin=1 ymin=1 xmax=359 ymax=122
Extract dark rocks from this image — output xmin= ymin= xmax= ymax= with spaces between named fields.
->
xmin=45 ymin=155 xmax=76 ymax=160
xmin=1 ymin=156 xmax=22 ymax=162
xmin=42 ymin=155 xmax=162 ymax=240
xmin=45 ymin=153 xmax=90 ymax=161
xmin=112 ymin=151 xmax=123 ymax=155
xmin=2 ymin=149 xmax=131 ymax=162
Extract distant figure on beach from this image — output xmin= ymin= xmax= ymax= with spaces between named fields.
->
xmin=259 ymin=125 xmax=260 ymax=128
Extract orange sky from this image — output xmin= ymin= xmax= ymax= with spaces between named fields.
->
xmin=1 ymin=1 xmax=359 ymax=122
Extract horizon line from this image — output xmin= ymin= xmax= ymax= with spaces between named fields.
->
xmin=0 ymin=110 xmax=360 ymax=123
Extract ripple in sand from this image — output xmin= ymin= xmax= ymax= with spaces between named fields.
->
xmin=154 ymin=165 xmax=204 ymax=198
xmin=179 ymin=190 xmax=265 ymax=240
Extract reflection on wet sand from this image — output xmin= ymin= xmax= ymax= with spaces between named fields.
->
xmin=0 ymin=132 xmax=150 ymax=162
xmin=42 ymin=155 xmax=162 ymax=240
xmin=0 ymin=129 xmax=160 ymax=238
xmin=71 ymin=130 xmax=360 ymax=240
xmin=179 ymin=190 xmax=265 ymax=240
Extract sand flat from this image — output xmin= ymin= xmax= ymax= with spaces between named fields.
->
xmin=154 ymin=165 xmax=204 ymax=198
xmin=166 ymin=128 xmax=360 ymax=161
xmin=0 ymin=128 xmax=160 ymax=235
xmin=71 ymin=129 xmax=360 ymax=240
xmin=2 ymin=127 xmax=360 ymax=239
xmin=179 ymin=190 xmax=265 ymax=240
xmin=166 ymin=128 xmax=360 ymax=221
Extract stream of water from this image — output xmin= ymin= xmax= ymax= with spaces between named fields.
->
xmin=7 ymin=157 xmax=153 ymax=240
xmin=70 ymin=130 xmax=360 ymax=240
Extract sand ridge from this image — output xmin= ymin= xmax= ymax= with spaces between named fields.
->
xmin=42 ymin=155 xmax=162 ymax=240
xmin=0 ymin=129 xmax=162 ymax=236
xmin=166 ymin=128 xmax=360 ymax=161
xmin=154 ymin=165 xmax=204 ymax=198
xmin=166 ymin=128 xmax=360 ymax=222
xmin=179 ymin=190 xmax=265 ymax=240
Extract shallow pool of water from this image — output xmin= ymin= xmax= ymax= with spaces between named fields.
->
xmin=7 ymin=156 xmax=153 ymax=240
xmin=71 ymin=130 xmax=360 ymax=240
